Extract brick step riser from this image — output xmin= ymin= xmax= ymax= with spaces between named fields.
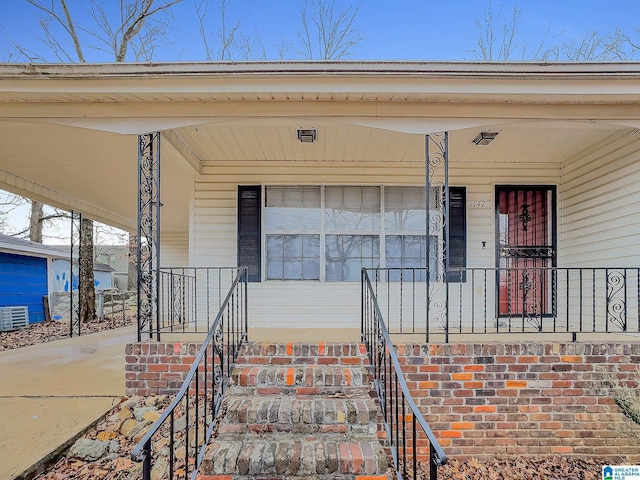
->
xmin=231 ymin=367 xmax=370 ymax=388
xmin=218 ymin=422 xmax=378 ymax=436
xmin=237 ymin=343 xmax=369 ymax=360
xmin=226 ymin=385 xmax=372 ymax=397
xmin=225 ymin=398 xmax=378 ymax=426
xmin=203 ymin=440 xmax=388 ymax=477
xmin=236 ymin=356 xmax=370 ymax=366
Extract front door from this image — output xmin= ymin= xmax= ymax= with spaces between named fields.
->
xmin=496 ymin=186 xmax=556 ymax=321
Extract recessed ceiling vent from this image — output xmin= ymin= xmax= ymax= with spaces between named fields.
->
xmin=472 ymin=131 xmax=498 ymax=146
xmin=297 ymin=128 xmax=317 ymax=143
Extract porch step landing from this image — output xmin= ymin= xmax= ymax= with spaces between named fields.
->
xmin=199 ymin=342 xmax=391 ymax=480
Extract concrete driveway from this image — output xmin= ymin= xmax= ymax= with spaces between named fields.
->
xmin=0 ymin=326 xmax=135 ymax=479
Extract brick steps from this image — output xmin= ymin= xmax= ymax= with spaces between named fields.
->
xmin=199 ymin=342 xmax=391 ymax=480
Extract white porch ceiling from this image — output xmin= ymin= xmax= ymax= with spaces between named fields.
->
xmin=173 ymin=118 xmax=625 ymax=164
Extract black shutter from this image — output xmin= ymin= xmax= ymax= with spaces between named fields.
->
xmin=237 ymin=186 xmax=261 ymax=282
xmin=447 ymin=186 xmax=466 ymax=282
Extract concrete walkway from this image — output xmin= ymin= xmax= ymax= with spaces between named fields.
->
xmin=0 ymin=326 xmax=136 ymax=480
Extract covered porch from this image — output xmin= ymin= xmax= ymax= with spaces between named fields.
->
xmin=1 ymin=62 xmax=640 ymax=341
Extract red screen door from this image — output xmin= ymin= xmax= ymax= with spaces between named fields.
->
xmin=496 ymin=186 xmax=556 ymax=318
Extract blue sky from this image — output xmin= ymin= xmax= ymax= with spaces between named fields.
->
xmin=1 ymin=0 xmax=640 ymax=62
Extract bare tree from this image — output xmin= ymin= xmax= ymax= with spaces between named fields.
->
xmin=297 ymin=0 xmax=362 ymax=60
xmin=17 ymin=0 xmax=184 ymax=321
xmin=549 ymin=30 xmax=631 ymax=61
xmin=0 ymin=192 xmax=27 ymax=234
xmin=196 ymin=0 xmax=265 ymax=61
xmin=22 ymin=0 xmax=183 ymax=62
xmin=469 ymin=1 xmax=549 ymax=61
xmin=470 ymin=1 xmax=636 ymax=62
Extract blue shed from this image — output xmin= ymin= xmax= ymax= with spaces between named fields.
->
xmin=0 ymin=252 xmax=48 ymax=323
xmin=0 ymin=234 xmax=67 ymax=324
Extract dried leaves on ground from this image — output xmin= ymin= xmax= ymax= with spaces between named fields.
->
xmin=34 ymin=394 xmax=218 ymax=480
xmin=436 ymin=456 xmax=607 ymax=480
xmin=0 ymin=315 xmax=135 ymax=351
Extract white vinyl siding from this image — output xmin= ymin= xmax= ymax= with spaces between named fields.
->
xmin=193 ymin=159 xmax=564 ymax=329
xmin=160 ymin=231 xmax=189 ymax=267
xmin=562 ymin=131 xmax=640 ymax=266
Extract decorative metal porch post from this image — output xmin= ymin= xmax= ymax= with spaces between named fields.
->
xmin=69 ymin=210 xmax=82 ymax=337
xmin=137 ymin=132 xmax=161 ymax=341
xmin=425 ymin=132 xmax=449 ymax=342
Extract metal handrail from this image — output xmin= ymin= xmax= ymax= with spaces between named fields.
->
xmin=362 ymin=268 xmax=447 ymax=479
xmin=131 ymin=266 xmax=248 ymax=480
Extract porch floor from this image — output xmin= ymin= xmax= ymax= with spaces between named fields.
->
xmin=157 ymin=327 xmax=640 ymax=344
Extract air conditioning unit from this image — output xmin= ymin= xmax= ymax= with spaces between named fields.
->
xmin=0 ymin=306 xmax=29 ymax=332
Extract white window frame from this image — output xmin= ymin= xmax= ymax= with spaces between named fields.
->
xmin=262 ymin=185 xmax=440 ymax=282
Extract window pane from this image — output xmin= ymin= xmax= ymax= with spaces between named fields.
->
xmin=404 ymin=235 xmax=423 ymax=258
xmin=385 ymin=186 xmax=426 ymax=231
xmin=266 ymin=259 xmax=283 ymax=280
xmin=302 ymin=259 xmax=320 ymax=280
xmin=265 ymin=186 xmax=321 ymax=231
xmin=283 ymin=259 xmax=302 ymax=280
xmin=266 ymin=235 xmax=283 ymax=256
xmin=325 ymin=235 xmax=379 ymax=282
xmin=344 ymin=259 xmax=362 ymax=281
xmin=386 ymin=235 xmax=401 ymax=260
xmin=326 ymin=260 xmax=342 ymax=282
xmin=325 ymin=186 xmax=380 ymax=231
xmin=283 ymin=234 xmax=302 ymax=257
xmin=303 ymin=235 xmax=320 ymax=256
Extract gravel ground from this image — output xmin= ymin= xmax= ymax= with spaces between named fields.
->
xmin=0 ymin=315 xmax=135 ymax=351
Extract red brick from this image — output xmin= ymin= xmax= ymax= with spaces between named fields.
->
xmin=561 ymin=355 xmax=583 ymax=363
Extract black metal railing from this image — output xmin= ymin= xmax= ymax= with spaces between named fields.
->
xmin=364 ymin=267 xmax=640 ymax=342
xmin=131 ymin=266 xmax=248 ymax=480
xmin=362 ymin=269 xmax=447 ymax=480
xmin=158 ymin=267 xmax=242 ymax=336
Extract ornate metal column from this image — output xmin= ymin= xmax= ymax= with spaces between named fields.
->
xmin=426 ymin=132 xmax=449 ymax=342
xmin=137 ymin=132 xmax=161 ymax=341
xmin=69 ymin=210 xmax=82 ymax=337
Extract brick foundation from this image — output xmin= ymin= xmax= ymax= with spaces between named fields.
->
xmin=124 ymin=341 xmax=216 ymax=396
xmin=397 ymin=342 xmax=640 ymax=462
xmin=125 ymin=340 xmax=640 ymax=462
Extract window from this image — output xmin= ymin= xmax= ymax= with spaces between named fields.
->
xmin=266 ymin=234 xmax=320 ymax=280
xmin=264 ymin=186 xmax=321 ymax=281
xmin=239 ymin=185 xmax=466 ymax=282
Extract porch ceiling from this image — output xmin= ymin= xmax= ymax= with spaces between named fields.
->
xmin=173 ymin=119 xmax=625 ymax=164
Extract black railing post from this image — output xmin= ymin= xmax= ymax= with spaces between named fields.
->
xmin=142 ymin=441 xmax=151 ymax=480
xmin=137 ymin=132 xmax=161 ymax=342
xmin=430 ymin=443 xmax=438 ymax=480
